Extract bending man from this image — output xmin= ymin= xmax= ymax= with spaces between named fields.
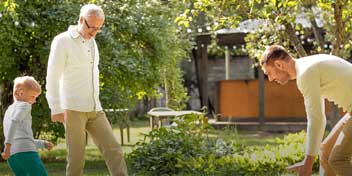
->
xmin=261 ymin=45 xmax=352 ymax=176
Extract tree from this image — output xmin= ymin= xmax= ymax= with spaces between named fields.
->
xmin=0 ymin=0 xmax=80 ymax=149
xmin=0 ymin=0 xmax=191 ymax=152
xmin=97 ymin=0 xmax=190 ymax=111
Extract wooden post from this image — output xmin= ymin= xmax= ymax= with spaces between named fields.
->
xmin=163 ymin=69 xmax=169 ymax=107
xmin=149 ymin=116 xmax=154 ymax=129
xmin=200 ymin=43 xmax=208 ymax=108
xmin=258 ymin=68 xmax=265 ymax=125
xmin=126 ymin=112 xmax=130 ymax=143
xmin=118 ymin=118 xmax=124 ymax=145
xmin=330 ymin=103 xmax=340 ymax=127
xmin=225 ymin=46 xmax=231 ymax=80
xmin=195 ymin=34 xmax=211 ymax=109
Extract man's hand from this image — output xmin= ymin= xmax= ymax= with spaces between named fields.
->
xmin=287 ymin=155 xmax=314 ymax=176
xmin=44 ymin=141 xmax=54 ymax=151
xmin=51 ymin=113 xmax=65 ymax=123
xmin=1 ymin=143 xmax=11 ymax=160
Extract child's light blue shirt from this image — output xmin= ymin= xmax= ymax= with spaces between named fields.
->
xmin=3 ymin=101 xmax=45 ymax=155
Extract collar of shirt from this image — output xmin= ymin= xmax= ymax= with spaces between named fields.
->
xmin=68 ymin=25 xmax=93 ymax=44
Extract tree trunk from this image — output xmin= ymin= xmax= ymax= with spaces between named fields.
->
xmin=300 ymin=1 xmax=326 ymax=52
xmin=329 ymin=0 xmax=347 ymax=127
xmin=308 ymin=8 xmax=325 ymax=51
xmin=283 ymin=22 xmax=308 ymax=57
xmin=163 ymin=69 xmax=169 ymax=107
xmin=331 ymin=0 xmax=345 ymax=56
xmin=0 ymin=81 xmax=13 ymax=161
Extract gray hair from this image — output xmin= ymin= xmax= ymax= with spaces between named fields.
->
xmin=80 ymin=4 xmax=104 ymax=19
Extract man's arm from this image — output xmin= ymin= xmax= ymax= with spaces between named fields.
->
xmin=287 ymin=155 xmax=315 ymax=176
xmin=300 ymin=67 xmax=326 ymax=156
xmin=289 ymin=67 xmax=326 ymax=175
xmin=46 ymin=36 xmax=66 ymax=118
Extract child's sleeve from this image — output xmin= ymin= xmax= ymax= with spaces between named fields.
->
xmin=34 ymin=139 xmax=46 ymax=149
xmin=5 ymin=103 xmax=31 ymax=144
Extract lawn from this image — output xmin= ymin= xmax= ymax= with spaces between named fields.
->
xmin=0 ymin=119 xmax=314 ymax=175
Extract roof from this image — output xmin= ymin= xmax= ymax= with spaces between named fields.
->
xmin=216 ymin=7 xmax=324 ymax=34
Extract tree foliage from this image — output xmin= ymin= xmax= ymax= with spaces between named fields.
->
xmin=97 ymin=0 xmax=190 ymax=111
xmin=0 ymin=0 xmax=191 ymax=148
xmin=176 ymin=0 xmax=352 ymax=59
xmin=0 ymin=0 xmax=80 ymax=146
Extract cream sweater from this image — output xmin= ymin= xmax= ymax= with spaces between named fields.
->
xmin=46 ymin=25 xmax=102 ymax=115
xmin=295 ymin=54 xmax=352 ymax=156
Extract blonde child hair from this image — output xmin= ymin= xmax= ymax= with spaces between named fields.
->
xmin=13 ymin=76 xmax=41 ymax=100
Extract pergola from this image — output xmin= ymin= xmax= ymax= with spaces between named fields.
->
xmin=193 ymin=31 xmax=265 ymax=124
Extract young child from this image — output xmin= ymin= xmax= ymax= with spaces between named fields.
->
xmin=1 ymin=76 xmax=54 ymax=176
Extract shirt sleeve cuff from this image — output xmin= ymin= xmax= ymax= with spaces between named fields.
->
xmin=34 ymin=139 xmax=46 ymax=149
xmin=51 ymin=108 xmax=65 ymax=115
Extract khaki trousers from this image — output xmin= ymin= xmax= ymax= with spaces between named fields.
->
xmin=319 ymin=113 xmax=352 ymax=176
xmin=64 ymin=110 xmax=128 ymax=176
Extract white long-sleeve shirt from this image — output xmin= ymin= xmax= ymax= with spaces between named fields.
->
xmin=46 ymin=25 xmax=102 ymax=115
xmin=3 ymin=101 xmax=46 ymax=155
xmin=295 ymin=54 xmax=352 ymax=156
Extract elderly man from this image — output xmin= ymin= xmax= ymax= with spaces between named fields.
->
xmin=261 ymin=45 xmax=352 ymax=176
xmin=46 ymin=4 xmax=127 ymax=176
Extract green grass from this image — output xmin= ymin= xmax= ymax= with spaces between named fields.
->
xmin=0 ymin=160 xmax=109 ymax=176
xmin=207 ymin=126 xmax=286 ymax=146
xmin=0 ymin=119 xmax=314 ymax=175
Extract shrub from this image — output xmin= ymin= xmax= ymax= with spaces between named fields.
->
xmin=127 ymin=116 xmax=319 ymax=176
xmin=127 ymin=114 xmax=210 ymax=175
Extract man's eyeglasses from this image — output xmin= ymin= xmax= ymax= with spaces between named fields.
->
xmin=84 ymin=18 xmax=102 ymax=32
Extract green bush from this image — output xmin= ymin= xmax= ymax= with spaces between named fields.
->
xmin=183 ymin=132 xmax=309 ymax=176
xmin=127 ymin=117 xmax=319 ymax=176
xmin=126 ymin=114 xmax=210 ymax=175
xmin=127 ymin=127 xmax=206 ymax=175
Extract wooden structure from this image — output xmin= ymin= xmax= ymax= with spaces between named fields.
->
xmin=218 ymin=80 xmax=305 ymax=121
xmin=194 ymin=35 xmax=212 ymax=109
xmin=193 ymin=32 xmax=304 ymax=131
xmin=193 ymin=32 xmax=345 ymax=131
